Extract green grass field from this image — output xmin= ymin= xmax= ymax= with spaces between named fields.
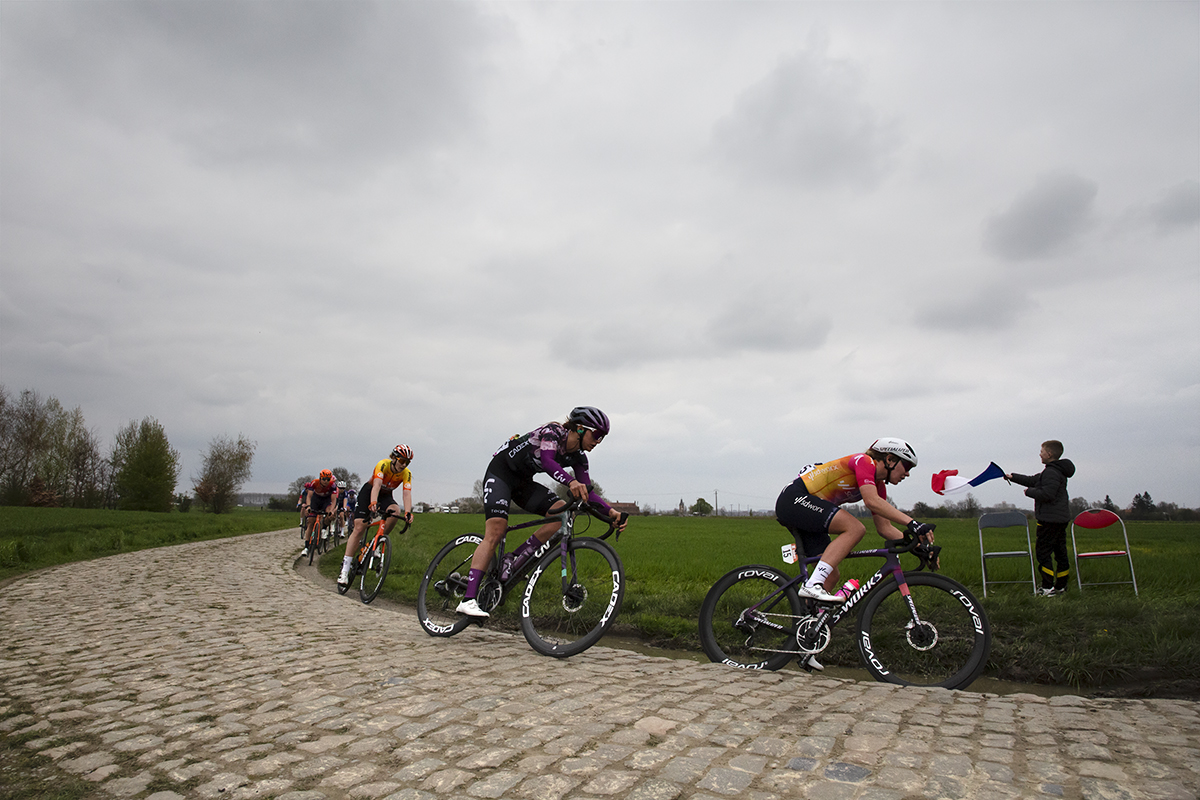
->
xmin=2 ymin=507 xmax=1196 ymax=695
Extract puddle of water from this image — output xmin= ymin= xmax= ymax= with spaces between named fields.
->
xmin=597 ymin=635 xmax=1080 ymax=698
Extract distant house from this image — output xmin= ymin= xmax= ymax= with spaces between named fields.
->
xmin=609 ymin=502 xmax=641 ymax=516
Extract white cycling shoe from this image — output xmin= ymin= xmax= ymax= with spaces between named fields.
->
xmin=801 ymin=655 xmax=824 ymax=672
xmin=300 ymin=548 xmax=309 ymax=558
xmin=797 ymin=584 xmax=844 ymax=603
xmin=456 ymin=598 xmax=489 ymax=618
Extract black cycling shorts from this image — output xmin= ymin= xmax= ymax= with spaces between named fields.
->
xmin=354 ymin=483 xmax=397 ymax=520
xmin=481 ymin=456 xmax=558 ymax=520
xmin=308 ymin=493 xmax=334 ymax=513
xmin=775 ymin=477 xmax=840 ymax=559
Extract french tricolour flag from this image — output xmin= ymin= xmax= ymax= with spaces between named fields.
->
xmin=931 ymin=462 xmax=1005 ymax=495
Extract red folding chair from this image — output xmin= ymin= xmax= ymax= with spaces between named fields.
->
xmin=1071 ymin=509 xmax=1138 ymax=595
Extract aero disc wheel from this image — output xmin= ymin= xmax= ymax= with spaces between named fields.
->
xmin=520 ymin=538 xmax=623 ymax=658
xmin=698 ymin=565 xmax=803 ymax=670
xmin=417 ymin=534 xmax=482 ymax=637
xmin=358 ymin=536 xmax=390 ymax=604
xmin=858 ymin=571 xmax=992 ymax=690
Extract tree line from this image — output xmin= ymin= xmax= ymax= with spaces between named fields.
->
xmin=910 ymin=491 xmax=1199 ymax=522
xmin=0 ymin=386 xmax=255 ymax=513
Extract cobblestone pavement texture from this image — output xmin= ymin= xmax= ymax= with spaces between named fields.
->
xmin=1 ymin=529 xmax=1197 ymax=800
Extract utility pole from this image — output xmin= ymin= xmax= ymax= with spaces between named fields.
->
xmin=714 ymin=490 xmax=719 ymax=516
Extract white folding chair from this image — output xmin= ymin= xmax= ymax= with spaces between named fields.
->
xmin=978 ymin=510 xmax=1037 ymax=597
xmin=1072 ymin=509 xmax=1138 ymax=595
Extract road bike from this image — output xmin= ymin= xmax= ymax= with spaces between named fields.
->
xmin=302 ymin=510 xmax=332 ymax=565
xmin=416 ymin=500 xmax=628 ymax=657
xmin=698 ymin=527 xmax=992 ymax=690
xmin=337 ymin=509 xmax=410 ymax=604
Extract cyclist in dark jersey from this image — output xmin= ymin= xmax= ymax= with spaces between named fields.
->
xmin=456 ymin=406 xmax=627 ymax=618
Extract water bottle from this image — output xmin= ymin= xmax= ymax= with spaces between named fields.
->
xmin=835 ymin=578 xmax=860 ymax=600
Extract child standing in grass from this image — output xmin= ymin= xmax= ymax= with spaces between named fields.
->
xmin=1006 ymin=440 xmax=1076 ymax=596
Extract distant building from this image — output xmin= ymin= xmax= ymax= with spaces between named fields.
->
xmin=609 ymin=502 xmax=641 ymax=516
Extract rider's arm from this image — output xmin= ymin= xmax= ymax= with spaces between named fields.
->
xmin=304 ymin=488 xmax=314 ymax=508
xmin=860 ymin=483 xmax=910 ymax=539
xmin=402 ymin=487 xmax=413 ymax=521
xmin=369 ymin=476 xmax=383 ymax=509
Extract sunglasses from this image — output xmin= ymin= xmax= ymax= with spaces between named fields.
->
xmin=580 ymin=426 xmax=604 ymax=443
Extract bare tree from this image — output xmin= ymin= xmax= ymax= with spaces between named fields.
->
xmin=194 ymin=434 xmax=255 ymax=514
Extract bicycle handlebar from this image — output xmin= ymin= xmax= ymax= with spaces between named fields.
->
xmin=886 ymin=524 xmax=941 ymax=571
xmin=369 ymin=508 xmax=411 ymax=536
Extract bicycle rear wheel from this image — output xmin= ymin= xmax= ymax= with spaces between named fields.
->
xmin=699 ymin=565 xmax=803 ymax=670
xmin=858 ymin=571 xmax=991 ymax=690
xmin=417 ymin=534 xmax=482 ymax=637
xmin=358 ymin=535 xmax=391 ymax=604
xmin=520 ymin=538 xmax=624 ymax=657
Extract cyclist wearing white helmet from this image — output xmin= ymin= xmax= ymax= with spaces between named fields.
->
xmin=456 ymin=407 xmax=627 ymax=618
xmin=338 ymin=445 xmax=415 ymax=589
xmin=775 ymin=438 xmax=934 ymax=606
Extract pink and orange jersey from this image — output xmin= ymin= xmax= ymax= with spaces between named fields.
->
xmin=797 ymin=453 xmax=886 ymax=506
xmin=372 ymin=458 xmax=412 ymax=491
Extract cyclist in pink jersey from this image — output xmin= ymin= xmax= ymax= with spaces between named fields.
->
xmin=775 ymin=438 xmax=935 ymax=604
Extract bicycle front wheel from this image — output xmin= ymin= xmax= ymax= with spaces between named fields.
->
xmin=520 ymin=538 xmax=624 ymax=658
xmin=358 ymin=536 xmax=391 ymax=604
xmin=858 ymin=571 xmax=991 ymax=690
xmin=699 ymin=565 xmax=803 ymax=670
xmin=416 ymin=534 xmax=482 ymax=638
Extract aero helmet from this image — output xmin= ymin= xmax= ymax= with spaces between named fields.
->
xmin=869 ymin=438 xmax=917 ymax=468
xmin=568 ymin=406 xmax=610 ymax=436
xmin=391 ymin=444 xmax=414 ymax=461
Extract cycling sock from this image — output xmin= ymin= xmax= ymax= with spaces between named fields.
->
xmin=464 ymin=568 xmax=484 ymax=600
xmin=341 ymin=556 xmax=352 ymax=570
xmin=807 ymin=561 xmax=834 ymax=589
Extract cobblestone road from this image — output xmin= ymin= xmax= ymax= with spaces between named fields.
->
xmin=1 ymin=529 xmax=1197 ymax=800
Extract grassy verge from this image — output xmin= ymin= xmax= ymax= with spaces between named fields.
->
xmin=0 ymin=506 xmax=298 ymax=584
xmin=330 ymin=513 xmax=1200 ymax=697
xmin=3 ymin=507 xmax=1195 ymax=696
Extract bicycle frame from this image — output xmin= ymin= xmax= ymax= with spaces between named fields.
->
xmin=493 ymin=501 xmax=620 ymax=592
xmin=741 ymin=534 xmax=935 ymax=651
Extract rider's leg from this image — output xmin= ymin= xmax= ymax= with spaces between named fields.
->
xmin=464 ymin=516 xmax=508 ymax=599
xmin=804 ymin=510 xmax=864 ymax=592
xmin=340 ymin=517 xmax=368 ymax=583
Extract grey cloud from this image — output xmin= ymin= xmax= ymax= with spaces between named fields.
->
xmin=711 ymin=46 xmax=900 ymax=190
xmin=1148 ymin=180 xmax=1200 ymax=234
xmin=916 ymin=281 xmax=1034 ymax=332
xmin=982 ymin=172 xmax=1098 ymax=261
xmin=707 ymin=300 xmax=830 ymax=353
xmin=1 ymin=1 xmax=495 ymax=170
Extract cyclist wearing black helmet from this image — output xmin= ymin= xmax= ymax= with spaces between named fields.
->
xmin=338 ymin=445 xmax=415 ymax=589
xmin=456 ymin=406 xmax=627 ymax=618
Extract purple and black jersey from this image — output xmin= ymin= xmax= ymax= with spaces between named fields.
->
xmin=493 ymin=422 xmax=611 ymax=513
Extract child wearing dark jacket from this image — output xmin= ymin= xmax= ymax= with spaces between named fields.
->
xmin=1006 ymin=440 xmax=1076 ymax=596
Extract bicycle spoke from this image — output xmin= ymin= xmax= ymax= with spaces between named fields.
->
xmin=520 ymin=539 xmax=623 ymax=657
xmin=859 ymin=572 xmax=990 ymax=689
xmin=699 ymin=566 xmax=802 ymax=670
xmin=359 ymin=536 xmax=390 ymax=604
xmin=417 ymin=534 xmax=482 ymax=637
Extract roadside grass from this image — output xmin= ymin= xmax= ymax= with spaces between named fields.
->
xmin=0 ymin=506 xmax=297 ymax=583
xmin=0 ymin=700 xmax=101 ymax=800
xmin=342 ymin=513 xmax=1200 ymax=695
xmin=2 ymin=507 xmax=1195 ymax=695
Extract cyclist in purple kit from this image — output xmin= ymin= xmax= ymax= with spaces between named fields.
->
xmin=456 ymin=406 xmax=628 ymax=618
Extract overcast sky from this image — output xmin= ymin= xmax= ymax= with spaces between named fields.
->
xmin=2 ymin=1 xmax=1198 ymax=513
